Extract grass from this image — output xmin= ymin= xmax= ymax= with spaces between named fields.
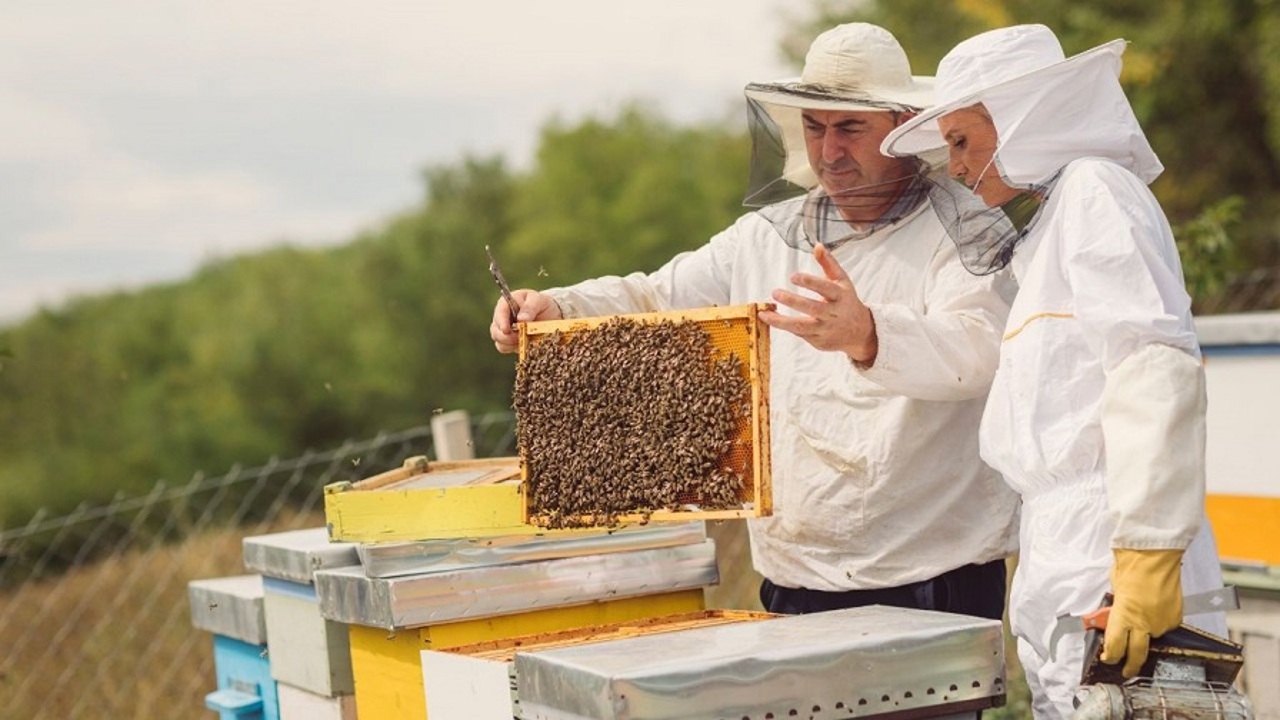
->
xmin=0 ymin=510 xmax=324 ymax=719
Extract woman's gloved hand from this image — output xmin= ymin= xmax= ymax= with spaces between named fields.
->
xmin=1100 ymin=548 xmax=1184 ymax=677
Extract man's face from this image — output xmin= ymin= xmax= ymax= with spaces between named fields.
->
xmin=801 ymin=109 xmax=915 ymax=223
xmin=937 ymin=105 xmax=1022 ymax=207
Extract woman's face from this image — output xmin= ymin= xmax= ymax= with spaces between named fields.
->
xmin=936 ymin=105 xmax=1023 ymax=207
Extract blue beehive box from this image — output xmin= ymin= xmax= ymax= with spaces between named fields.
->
xmin=189 ymin=574 xmax=280 ymax=720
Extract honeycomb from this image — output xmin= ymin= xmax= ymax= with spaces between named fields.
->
xmin=515 ymin=305 xmax=769 ymax=529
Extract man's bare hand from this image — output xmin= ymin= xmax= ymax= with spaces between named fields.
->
xmin=489 ymin=289 xmax=563 ymax=354
xmin=759 ymin=244 xmax=878 ymax=365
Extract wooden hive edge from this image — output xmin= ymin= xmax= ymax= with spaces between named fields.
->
xmin=521 ymin=302 xmax=771 ymax=337
xmin=435 ymin=609 xmax=778 ymax=660
xmin=750 ymin=304 xmax=773 ymax=515
xmin=335 ymin=456 xmax=521 ymax=494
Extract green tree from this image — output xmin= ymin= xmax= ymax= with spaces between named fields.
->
xmin=0 ymin=108 xmax=753 ymax=527
xmin=369 ymin=156 xmax=524 ymax=415
xmin=790 ymin=0 xmax=1280 ymax=291
xmin=506 ymin=105 xmax=751 ymax=286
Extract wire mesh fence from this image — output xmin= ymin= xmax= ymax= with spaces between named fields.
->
xmin=1198 ymin=266 xmax=1280 ymax=314
xmin=0 ymin=412 xmax=518 ymax=720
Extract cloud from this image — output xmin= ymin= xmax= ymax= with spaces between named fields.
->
xmin=0 ymin=91 xmax=95 ymax=162
xmin=0 ymin=0 xmax=792 ymax=323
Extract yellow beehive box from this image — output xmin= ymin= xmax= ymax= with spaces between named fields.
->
xmin=324 ymin=304 xmax=771 ymax=543
xmin=517 ymin=303 xmax=772 ymax=528
xmin=324 ymin=456 xmax=545 ymax=543
xmin=349 ymin=589 xmax=705 ymax=720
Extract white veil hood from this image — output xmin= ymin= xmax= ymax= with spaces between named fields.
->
xmin=881 ymin=25 xmax=1163 ymax=187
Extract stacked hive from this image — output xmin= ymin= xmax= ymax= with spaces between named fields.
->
xmin=188 ymin=575 xmax=277 ymax=719
xmin=315 ymin=511 xmax=716 ymax=719
xmin=316 ymin=305 xmax=774 ymax=717
xmin=422 ymin=604 xmax=1007 ymax=719
xmin=188 ymin=528 xmax=361 ymax=720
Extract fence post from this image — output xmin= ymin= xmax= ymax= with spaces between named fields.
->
xmin=431 ymin=410 xmax=474 ymax=461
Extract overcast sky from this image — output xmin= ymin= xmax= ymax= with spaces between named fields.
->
xmin=0 ymin=0 xmax=796 ymax=325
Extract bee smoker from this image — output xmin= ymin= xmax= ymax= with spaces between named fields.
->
xmin=1073 ymin=677 xmax=1252 ymax=720
xmin=1071 ymin=597 xmax=1252 ymax=719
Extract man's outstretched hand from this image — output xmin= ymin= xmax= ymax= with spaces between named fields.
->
xmin=760 ymin=244 xmax=877 ymax=366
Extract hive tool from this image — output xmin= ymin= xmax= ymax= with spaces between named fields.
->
xmin=486 ymin=244 xmax=520 ymax=325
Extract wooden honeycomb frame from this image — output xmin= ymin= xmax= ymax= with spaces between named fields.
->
xmin=517 ymin=303 xmax=772 ymax=527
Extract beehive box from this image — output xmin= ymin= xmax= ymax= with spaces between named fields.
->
xmin=517 ymin=303 xmax=772 ymax=529
xmin=324 ymin=456 xmax=539 ymax=542
xmin=277 ymin=683 xmax=357 ymax=720
xmin=356 ymin=522 xmax=708 ymax=579
xmin=347 ymin=590 xmax=708 ymax=720
xmin=323 ymin=304 xmax=771 ymax=542
xmin=243 ymin=529 xmax=360 ymax=698
xmin=188 ymin=575 xmax=280 ymax=720
xmin=514 ymin=605 xmax=1007 ymax=720
xmin=420 ymin=610 xmax=777 ymax=720
xmin=314 ymin=541 xmax=718 ymax=629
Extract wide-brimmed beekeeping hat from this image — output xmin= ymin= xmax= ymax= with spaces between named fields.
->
xmin=743 ymin=23 xmax=935 ymax=200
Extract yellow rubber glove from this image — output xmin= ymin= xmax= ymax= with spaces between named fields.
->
xmin=1101 ymin=548 xmax=1184 ymax=678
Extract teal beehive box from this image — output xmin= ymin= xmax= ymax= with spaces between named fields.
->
xmin=189 ymin=574 xmax=280 ymax=720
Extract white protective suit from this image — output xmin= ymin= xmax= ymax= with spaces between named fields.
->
xmin=984 ymin=158 xmax=1226 ymax=717
xmin=544 ymin=195 xmax=1021 ymax=592
xmin=880 ymin=25 xmax=1227 ymax=719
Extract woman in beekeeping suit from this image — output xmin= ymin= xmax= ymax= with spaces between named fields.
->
xmin=881 ymin=24 xmax=1228 ymax=719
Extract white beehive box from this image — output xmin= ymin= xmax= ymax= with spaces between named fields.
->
xmin=515 ymin=605 xmax=1006 ymax=720
xmin=243 ymin=528 xmax=360 ymax=699
xmin=421 ymin=610 xmax=775 ymax=720
xmin=276 ymin=682 xmax=358 ymax=720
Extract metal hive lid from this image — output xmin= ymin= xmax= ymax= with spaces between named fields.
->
xmin=514 ymin=604 xmax=1006 ymax=720
xmin=314 ymin=540 xmax=718 ymax=630
xmin=242 ymin=527 xmax=360 ymax=585
xmin=187 ymin=574 xmax=267 ymax=646
xmin=356 ymin=522 xmax=707 ymax=579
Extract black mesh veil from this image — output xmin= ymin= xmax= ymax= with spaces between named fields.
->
xmin=743 ymin=88 xmax=933 ymax=250
xmin=743 ymin=82 xmax=925 ymax=209
xmin=922 ymin=169 xmax=1051 ymax=275
xmin=754 ymin=177 xmax=935 ymax=252
xmin=743 ymin=83 xmax=1051 ymax=271
xmin=743 ymin=94 xmax=798 ymax=209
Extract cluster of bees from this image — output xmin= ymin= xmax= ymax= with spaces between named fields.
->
xmin=515 ymin=317 xmax=749 ymax=529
